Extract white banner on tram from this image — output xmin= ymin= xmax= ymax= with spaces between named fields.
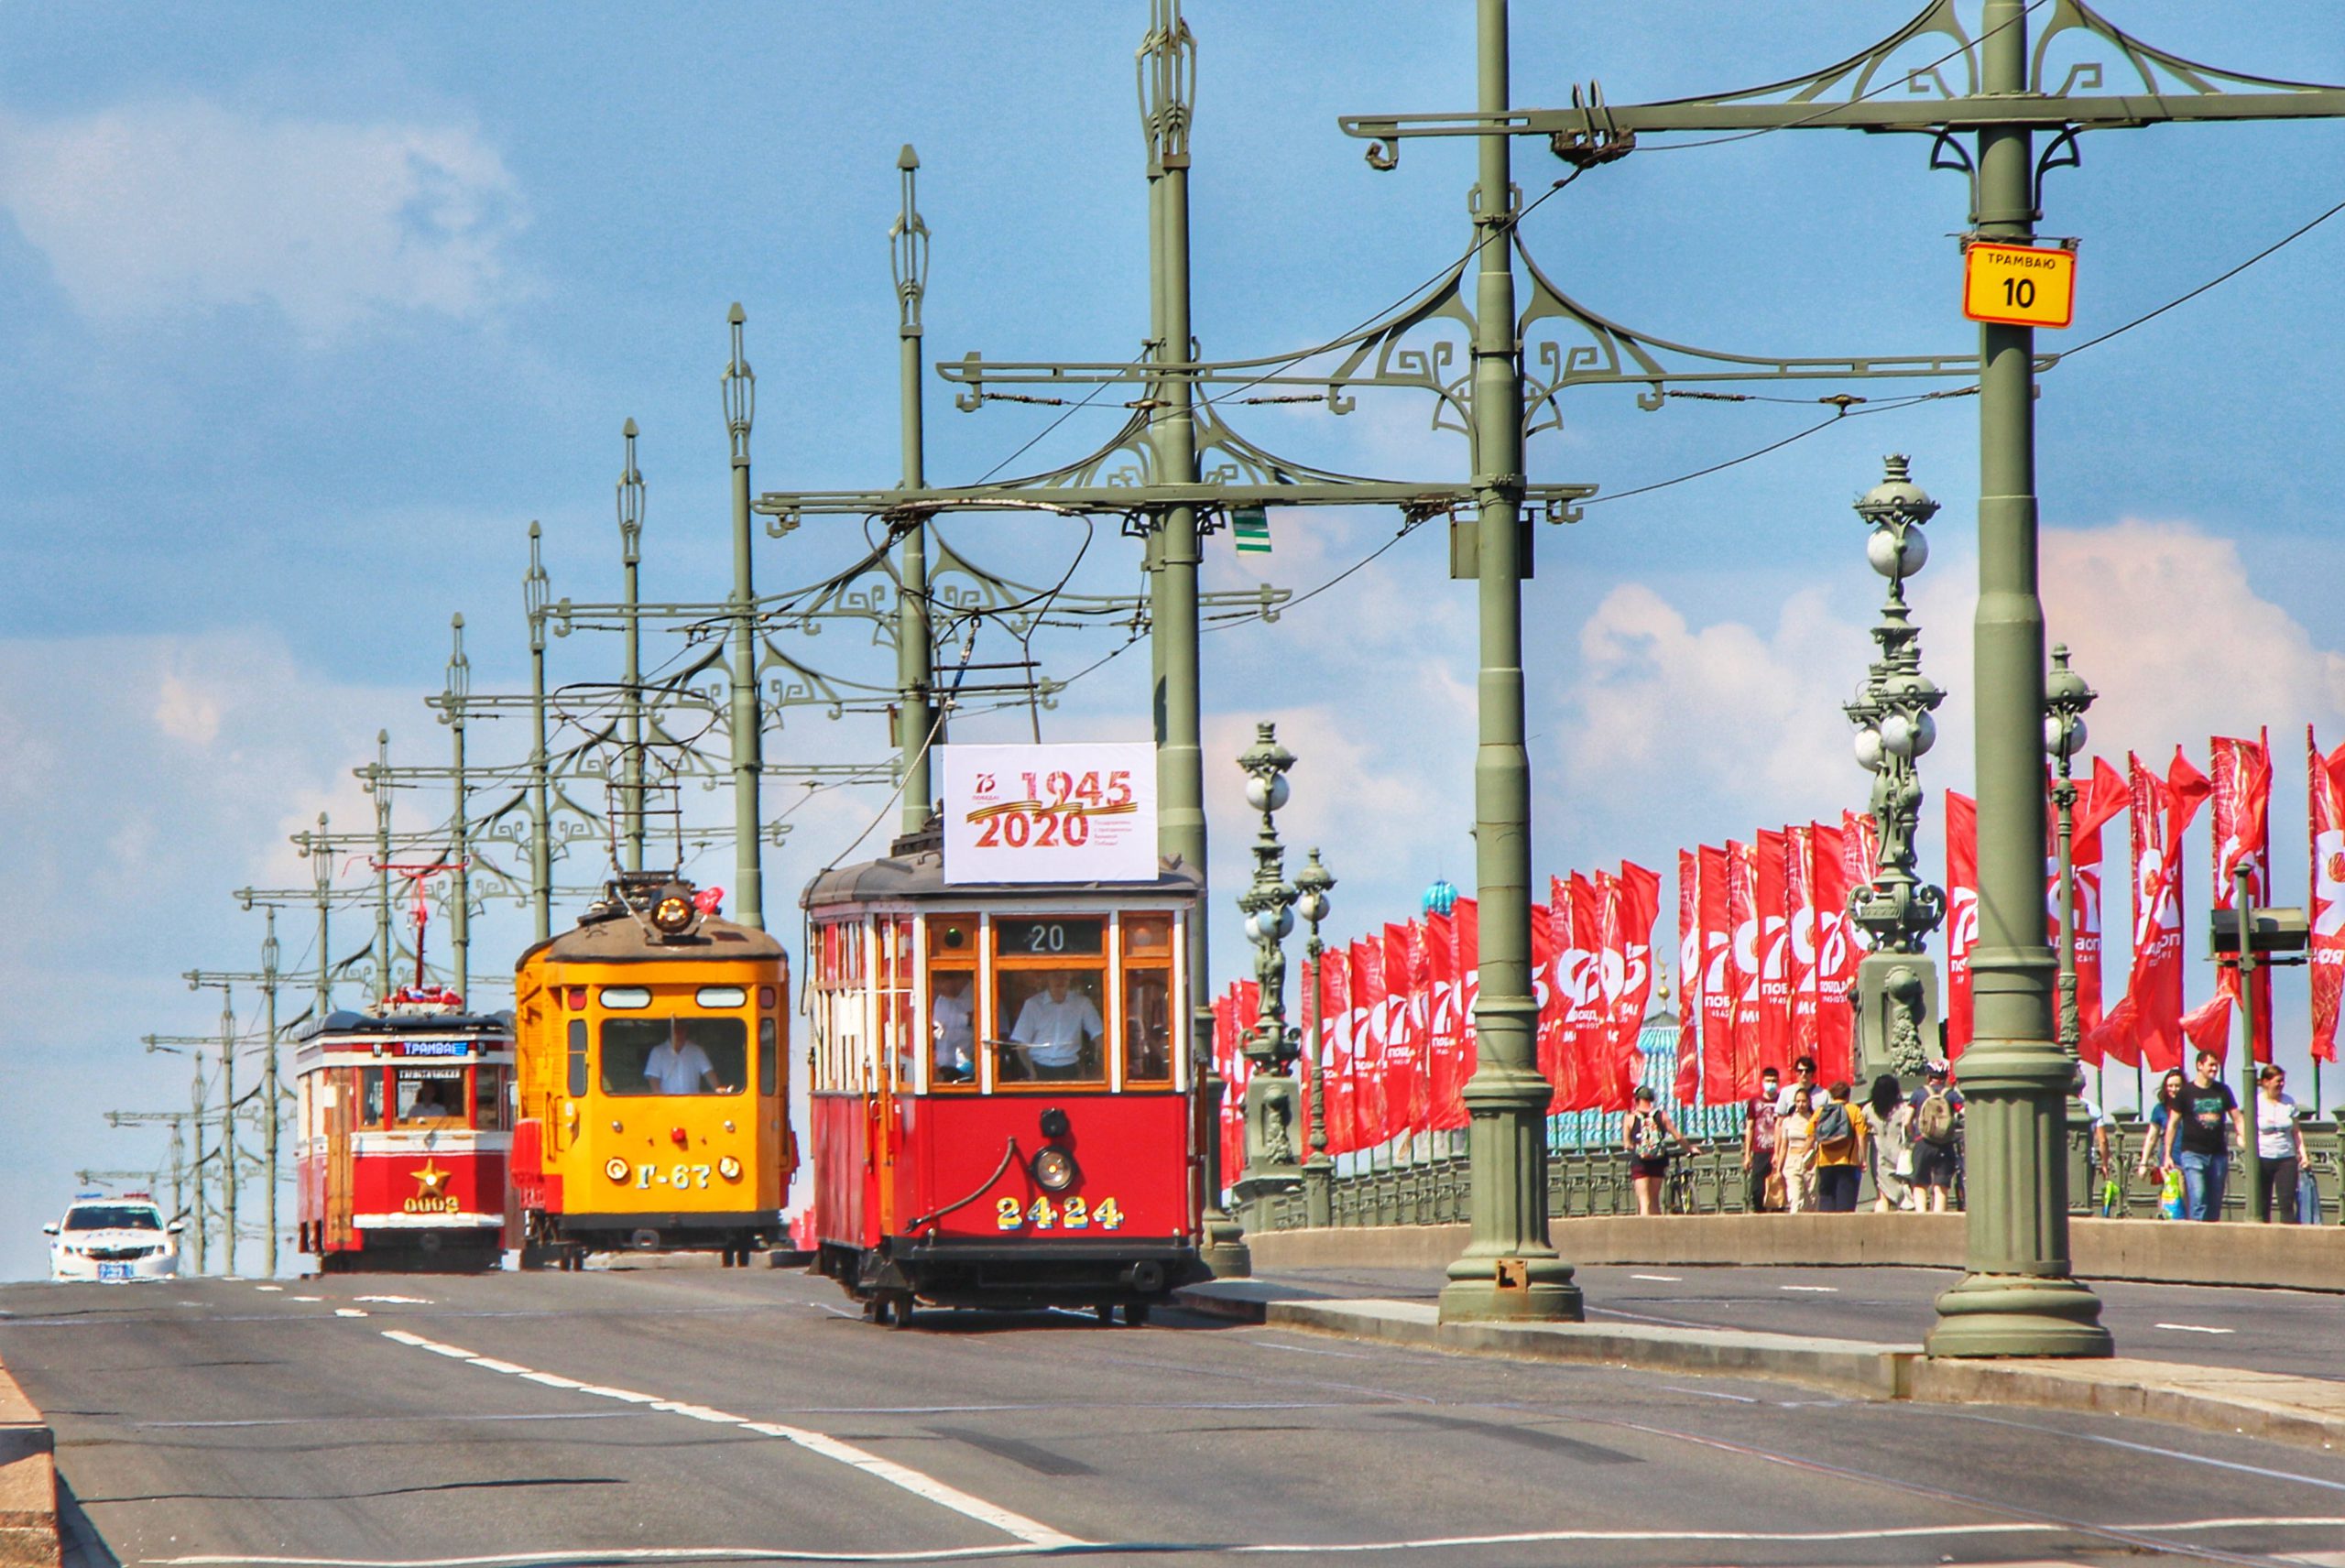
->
xmin=940 ymin=743 xmax=1158 ymax=885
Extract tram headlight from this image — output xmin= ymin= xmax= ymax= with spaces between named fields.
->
xmin=652 ymin=895 xmax=694 ymax=934
xmin=604 ymin=1157 xmax=630 ymax=1184
xmin=717 ymin=1155 xmax=743 ymax=1181
xmin=1031 ymin=1147 xmax=1078 ymax=1192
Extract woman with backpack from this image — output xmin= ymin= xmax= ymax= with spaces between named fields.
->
xmin=1811 ymin=1083 xmax=1867 ymax=1212
xmin=1624 ymin=1085 xmax=1694 ymax=1215
xmin=1869 ymin=1073 xmax=1916 ymax=1212
xmin=1906 ymin=1062 xmax=1963 ymax=1212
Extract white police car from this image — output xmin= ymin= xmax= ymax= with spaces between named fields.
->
xmin=44 ymin=1195 xmax=180 ymax=1282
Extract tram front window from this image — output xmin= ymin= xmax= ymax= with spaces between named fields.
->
xmin=601 ymin=1018 xmax=747 ymax=1095
xmin=997 ymin=970 xmax=1107 ymax=1083
xmin=396 ymin=1069 xmax=465 ymax=1126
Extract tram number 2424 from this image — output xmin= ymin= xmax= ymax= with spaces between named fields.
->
xmin=998 ymin=1195 xmax=1124 ymax=1231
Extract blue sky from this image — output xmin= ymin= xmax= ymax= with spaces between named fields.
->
xmin=5 ymin=3 xmax=2344 ymax=1279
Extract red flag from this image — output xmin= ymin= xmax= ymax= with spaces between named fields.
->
xmin=2060 ymin=759 xmax=2129 ymax=1059
xmin=1599 ymin=863 xmax=1661 ymax=1112
xmin=1381 ymin=923 xmax=1422 ymax=1140
xmin=1565 ymin=875 xmax=1609 ymax=1112
xmin=1675 ymin=850 xmax=1703 ymax=1105
xmin=2312 ymin=730 xmax=2345 ymax=1065
xmin=1318 ymin=946 xmax=1355 ymax=1155
xmin=1783 ymin=826 xmax=1821 ymax=1063
xmin=1756 ymin=831 xmax=1794 ymax=1078
xmin=1698 ymin=846 xmax=1740 ymax=1101
xmin=2098 ymin=750 xmax=2212 ymax=1071
xmin=1212 ymin=990 xmax=1239 ymax=1178
xmin=1348 ymin=939 xmax=1389 ymax=1152
xmin=2183 ymin=994 xmax=2234 ymax=1061
xmin=1726 ymin=840 xmax=1761 ymax=1097
xmin=1419 ymin=915 xmax=1465 ymax=1133
xmin=1529 ymin=899 xmax=1563 ymax=1117
xmin=1811 ymin=821 xmax=1858 ymax=1085
xmin=1947 ymin=792 xmax=1979 ymax=1059
xmin=1454 ymin=897 xmax=1481 ymax=1099
xmin=2210 ymin=732 xmax=2274 ymax=1063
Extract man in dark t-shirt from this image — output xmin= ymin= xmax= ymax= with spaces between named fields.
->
xmin=2163 ymin=1049 xmax=2245 ymax=1221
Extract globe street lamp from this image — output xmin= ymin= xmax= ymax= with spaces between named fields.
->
xmin=1233 ymin=724 xmax=1303 ymax=1220
xmin=1292 ymin=849 xmax=1336 ymax=1225
xmin=2044 ymin=642 xmax=2101 ymax=1213
xmin=1845 ymin=455 xmax=1948 ymax=1081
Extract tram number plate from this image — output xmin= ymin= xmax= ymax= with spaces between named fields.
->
xmin=997 ymin=1195 xmax=1123 ymax=1231
xmin=635 ymin=1163 xmax=714 ymax=1191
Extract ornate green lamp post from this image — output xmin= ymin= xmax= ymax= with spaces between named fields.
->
xmin=2044 ymin=644 xmax=2095 ymax=1069
xmin=1233 ymin=724 xmax=1303 ymax=1222
xmin=1844 ymin=456 xmax=1948 ymax=1082
xmin=1293 ymin=849 xmax=1336 ymax=1226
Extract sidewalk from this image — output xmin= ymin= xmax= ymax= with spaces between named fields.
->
xmin=1177 ymin=1277 xmax=2345 ymax=1457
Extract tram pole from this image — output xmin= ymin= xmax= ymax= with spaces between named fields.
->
xmin=893 ymin=150 xmax=937 ymax=839
xmin=526 ymin=526 xmax=555 ymax=942
xmin=442 ymin=614 xmax=473 ymax=995
xmin=259 ymin=910 xmax=282 ymax=1276
xmin=724 ymin=307 xmax=767 ymax=928
xmin=366 ymin=731 xmax=394 ymax=995
xmin=617 ymin=419 xmax=647 ymax=874
xmin=1141 ymin=0 xmax=1246 ymax=1277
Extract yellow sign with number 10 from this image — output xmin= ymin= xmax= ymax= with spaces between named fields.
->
xmin=1963 ymin=241 xmax=2076 ymax=330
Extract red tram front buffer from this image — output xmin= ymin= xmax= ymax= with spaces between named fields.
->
xmin=802 ymin=849 xmax=1208 ymax=1324
xmin=294 ymin=990 xmax=512 ymax=1273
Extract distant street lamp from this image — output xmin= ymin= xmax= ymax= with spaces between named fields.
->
xmin=1293 ymin=849 xmax=1336 ymax=1225
xmin=1233 ymin=724 xmax=1303 ymax=1218
xmin=1845 ymin=455 xmax=1948 ymax=1081
xmin=2043 ymin=645 xmax=2096 ymax=1068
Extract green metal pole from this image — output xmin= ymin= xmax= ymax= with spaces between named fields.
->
xmin=525 ymin=526 xmax=554 ymax=942
xmin=1926 ymin=0 xmax=2110 ymax=1357
xmin=261 ymin=909 xmax=281 ymax=1278
xmin=217 ymin=990 xmax=237 ymax=1274
xmin=725 ymin=307 xmax=767 ymax=928
xmin=311 ymin=814 xmax=335 ymax=1018
xmin=1441 ymin=0 xmax=1578 ymax=1325
xmin=370 ymin=734 xmax=393 ymax=996
xmin=446 ymin=614 xmax=471 ymax=996
xmin=168 ymin=1121 xmax=186 ymax=1256
xmin=617 ymin=419 xmax=646 ymax=875
xmin=2236 ymin=865 xmax=2262 ymax=1218
xmin=190 ymin=1051 xmax=209 ymax=1275
xmin=894 ymin=150 xmax=937 ymax=838
xmin=1143 ymin=0 xmax=1245 ymax=1277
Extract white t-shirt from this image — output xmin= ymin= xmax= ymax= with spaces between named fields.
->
xmin=644 ymin=1040 xmax=715 ymax=1094
xmin=2256 ymin=1093 xmax=2301 ymax=1160
xmin=1011 ymin=989 xmax=1105 ymax=1067
xmin=933 ymin=987 xmax=975 ymax=1073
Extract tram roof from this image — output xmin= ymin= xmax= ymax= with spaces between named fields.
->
xmin=802 ymin=848 xmax=1203 ymax=912
xmin=518 ymin=909 xmax=786 ymax=967
xmin=291 ymin=1008 xmax=514 ymax=1043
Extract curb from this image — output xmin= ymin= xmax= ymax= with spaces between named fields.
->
xmin=1177 ymin=1283 xmax=2345 ymax=1454
xmin=0 ymin=1356 xmax=58 ymax=1568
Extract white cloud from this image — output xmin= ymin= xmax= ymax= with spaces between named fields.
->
xmin=0 ymin=99 xmax=526 ymax=340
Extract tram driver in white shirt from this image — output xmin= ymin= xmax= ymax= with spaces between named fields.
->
xmin=1009 ymin=971 xmax=1105 ymax=1081
xmin=645 ymin=1019 xmax=729 ymax=1094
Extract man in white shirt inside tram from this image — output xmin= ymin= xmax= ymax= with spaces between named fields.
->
xmin=645 ymin=1019 xmax=728 ymax=1094
xmin=932 ymin=972 xmax=976 ymax=1083
xmin=1009 ymin=971 xmax=1105 ymax=1081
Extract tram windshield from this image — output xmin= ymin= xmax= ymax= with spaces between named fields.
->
xmin=601 ymin=1017 xmax=747 ymax=1095
xmin=395 ymin=1068 xmax=466 ymax=1126
xmin=995 ymin=969 xmax=1107 ymax=1083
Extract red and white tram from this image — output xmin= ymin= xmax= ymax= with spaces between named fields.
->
xmin=295 ymin=987 xmax=512 ymax=1272
xmin=802 ymin=847 xmax=1207 ymax=1324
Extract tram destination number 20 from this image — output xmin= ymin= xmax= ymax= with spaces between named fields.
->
xmin=972 ymin=768 xmax=1135 ymax=850
xmin=998 ymin=1195 xmax=1124 ymax=1231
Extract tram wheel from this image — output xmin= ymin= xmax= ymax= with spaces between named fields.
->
xmin=1125 ymin=1303 xmax=1151 ymax=1327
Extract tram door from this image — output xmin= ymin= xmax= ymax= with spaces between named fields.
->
xmin=324 ymin=1069 xmax=356 ymax=1250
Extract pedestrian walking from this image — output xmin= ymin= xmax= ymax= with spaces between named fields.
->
xmin=1776 ymin=1056 xmax=1823 ymax=1116
xmin=1778 ymin=1085 xmax=1820 ymax=1214
xmin=1625 ymin=1086 xmax=1694 ymax=1216
xmin=2165 ymin=1048 xmax=2245 ymax=1222
xmin=2253 ymin=1063 xmax=2309 ymax=1225
xmin=2071 ymin=1067 xmax=2119 ymax=1216
xmin=1906 ymin=1061 xmax=1963 ymax=1213
xmin=1741 ymin=1065 xmax=1782 ymax=1213
xmin=2134 ymin=1069 xmax=2187 ymax=1217
xmin=1812 ymin=1082 xmax=1866 ymax=1212
xmin=1868 ymin=1074 xmax=1916 ymax=1212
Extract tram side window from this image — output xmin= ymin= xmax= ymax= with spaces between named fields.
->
xmin=396 ymin=1068 xmax=465 ymax=1126
xmin=567 ymin=1020 xmax=589 ymax=1096
xmin=360 ymin=1067 xmax=386 ymax=1127
xmin=927 ymin=914 xmax=978 ymax=1090
xmin=602 ymin=1018 xmax=747 ymax=1095
xmin=1122 ymin=915 xmax=1175 ymax=1085
xmin=474 ymin=1065 xmax=507 ymax=1131
xmin=758 ymin=1018 xmax=777 ymax=1095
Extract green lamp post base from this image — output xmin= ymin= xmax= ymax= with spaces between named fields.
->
xmin=1199 ymin=1220 xmax=1252 ymax=1279
xmin=1438 ymin=1258 xmax=1584 ymax=1324
xmin=1925 ymin=1271 xmax=2113 ymax=1359
xmin=1437 ymin=1062 xmax=1584 ymax=1324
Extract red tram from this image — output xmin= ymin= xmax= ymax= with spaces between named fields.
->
xmin=801 ymin=847 xmax=1206 ymax=1324
xmin=295 ymin=987 xmax=511 ymax=1272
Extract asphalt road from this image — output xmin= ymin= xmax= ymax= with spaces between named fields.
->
xmin=1264 ymin=1263 xmax=2345 ymax=1381
xmin=3 ymin=1264 xmax=2342 ymax=1567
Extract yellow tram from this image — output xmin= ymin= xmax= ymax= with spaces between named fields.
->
xmin=508 ymin=874 xmax=793 ymax=1268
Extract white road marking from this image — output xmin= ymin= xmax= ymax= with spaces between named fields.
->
xmin=254 ymin=1285 xmax=284 ymax=1292
xmin=375 ymin=1329 xmax=1081 ymax=1550
xmin=1654 ymin=1387 xmax=1760 ymax=1404
xmin=139 ymin=1515 xmax=2345 ymax=1566
xmin=2154 ymin=1322 xmax=2236 ymax=1334
xmin=353 ymin=1293 xmax=433 ymax=1304
xmin=1777 ymin=1284 xmax=1839 ymax=1292
xmin=1943 ymin=1410 xmax=2345 ymax=1494
xmin=1628 ymin=1273 xmax=1682 ymax=1282
xmin=333 ymin=1309 xmax=369 ymax=1318
xmin=290 ymin=1295 xmax=322 ymax=1302
xmin=1244 ymin=1337 xmax=1376 ymax=1359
